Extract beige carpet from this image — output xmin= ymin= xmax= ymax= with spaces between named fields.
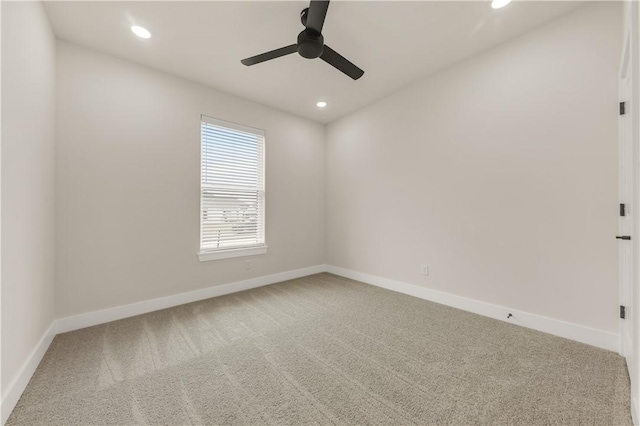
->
xmin=7 ymin=273 xmax=632 ymax=425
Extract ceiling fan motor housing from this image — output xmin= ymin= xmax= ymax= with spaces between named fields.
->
xmin=297 ymin=30 xmax=324 ymax=59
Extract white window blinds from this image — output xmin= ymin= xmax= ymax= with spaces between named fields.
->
xmin=200 ymin=116 xmax=265 ymax=256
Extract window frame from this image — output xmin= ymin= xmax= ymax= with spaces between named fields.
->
xmin=197 ymin=115 xmax=267 ymax=262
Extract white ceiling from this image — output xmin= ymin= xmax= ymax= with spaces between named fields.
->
xmin=44 ymin=1 xmax=584 ymax=123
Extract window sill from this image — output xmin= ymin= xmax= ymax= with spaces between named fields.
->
xmin=198 ymin=246 xmax=267 ymax=262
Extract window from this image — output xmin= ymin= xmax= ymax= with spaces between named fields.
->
xmin=198 ymin=115 xmax=266 ymax=261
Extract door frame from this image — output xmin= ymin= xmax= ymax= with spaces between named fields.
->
xmin=619 ymin=3 xmax=636 ymax=359
xmin=619 ymin=3 xmax=640 ymax=424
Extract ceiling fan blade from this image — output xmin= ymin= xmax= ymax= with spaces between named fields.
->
xmin=241 ymin=44 xmax=298 ymax=66
xmin=320 ymin=45 xmax=364 ymax=80
xmin=306 ymin=0 xmax=330 ymax=34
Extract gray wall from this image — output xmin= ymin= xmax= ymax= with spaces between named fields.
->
xmin=1 ymin=0 xmax=56 ymax=397
xmin=55 ymin=42 xmax=326 ymax=318
xmin=325 ymin=3 xmax=622 ymax=333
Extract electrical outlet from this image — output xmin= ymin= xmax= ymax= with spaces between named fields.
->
xmin=245 ymin=260 xmax=252 ymax=270
xmin=421 ymin=264 xmax=429 ymax=276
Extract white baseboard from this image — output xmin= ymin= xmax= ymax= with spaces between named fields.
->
xmin=56 ymin=264 xmax=326 ymax=334
xmin=1 ymin=322 xmax=56 ymax=425
xmin=0 ymin=264 xmax=623 ymax=425
xmin=56 ymin=262 xmax=620 ymax=349
xmin=2 ymin=265 xmax=325 ymax=424
xmin=326 ymin=265 xmax=620 ymax=352
xmin=632 ymin=397 xmax=639 ymax=426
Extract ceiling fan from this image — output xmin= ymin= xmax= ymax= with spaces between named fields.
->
xmin=241 ymin=0 xmax=364 ymax=80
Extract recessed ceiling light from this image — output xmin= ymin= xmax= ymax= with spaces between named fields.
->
xmin=316 ymin=101 xmax=327 ymax=108
xmin=491 ymin=0 xmax=512 ymax=9
xmin=131 ymin=26 xmax=151 ymax=39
